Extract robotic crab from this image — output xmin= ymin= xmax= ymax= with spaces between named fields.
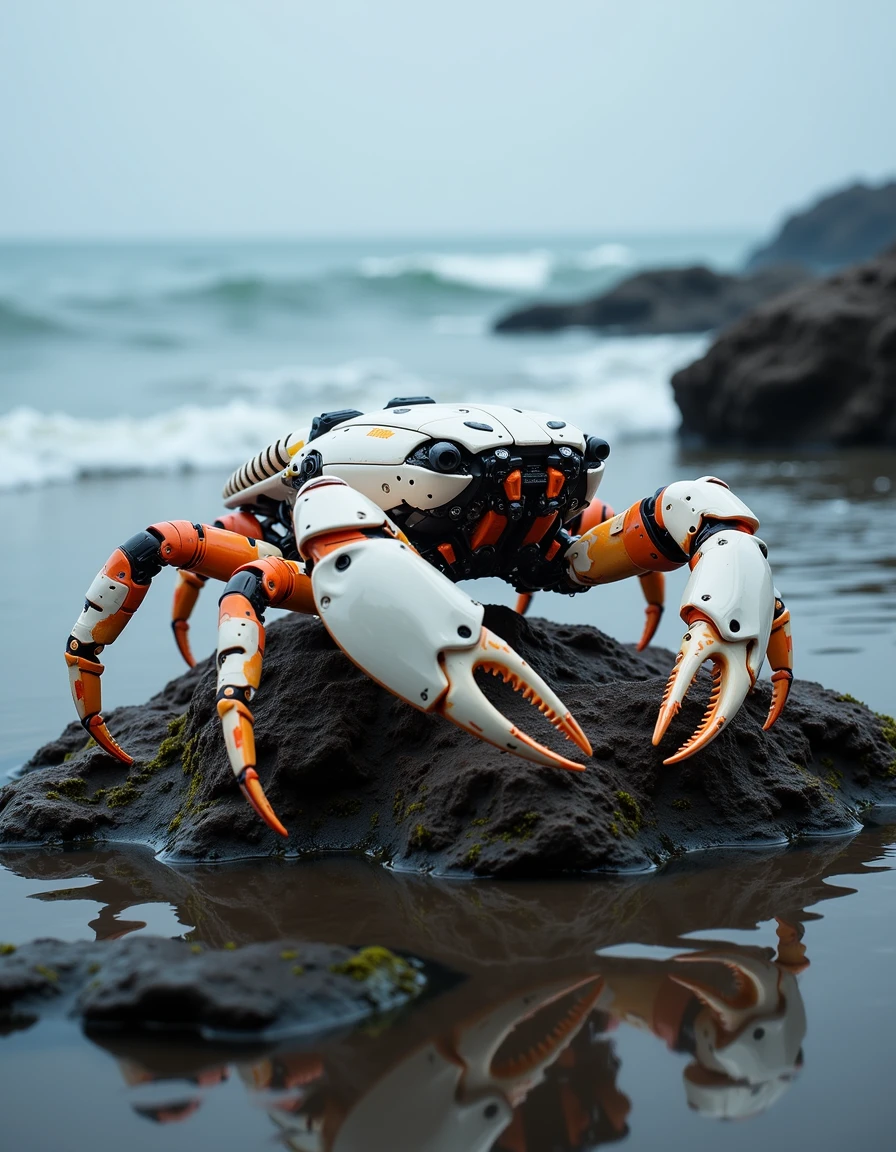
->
xmin=65 ymin=398 xmax=793 ymax=836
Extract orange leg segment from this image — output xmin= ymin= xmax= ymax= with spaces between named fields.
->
xmin=65 ymin=521 xmax=287 ymax=764
xmin=170 ymin=510 xmax=266 ymax=668
xmin=763 ymin=598 xmax=793 ymax=730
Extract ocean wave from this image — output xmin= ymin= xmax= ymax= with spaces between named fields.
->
xmin=574 ymin=243 xmax=633 ymax=270
xmin=17 ymin=244 xmax=633 ymax=325
xmin=0 ymin=335 xmax=705 ymax=491
xmin=359 ymin=250 xmax=555 ymax=293
xmin=0 ymin=298 xmax=71 ymax=339
xmin=0 ymin=402 xmax=304 ymax=492
xmin=518 ymin=334 xmax=710 ymax=440
xmin=210 ymin=358 xmax=432 ymax=404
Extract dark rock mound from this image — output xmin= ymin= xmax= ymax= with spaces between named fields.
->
xmin=493 ymin=264 xmax=810 ymax=335
xmin=3 ymin=607 xmax=895 ymax=874
xmin=748 ymin=180 xmax=896 ymax=271
xmin=0 ymin=937 xmax=424 ymax=1038
xmin=672 ymin=245 xmax=896 ymax=447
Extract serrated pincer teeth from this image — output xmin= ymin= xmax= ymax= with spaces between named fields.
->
xmin=438 ymin=627 xmax=592 ymax=769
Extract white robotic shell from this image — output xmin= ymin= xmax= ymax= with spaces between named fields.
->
xmin=335 ymin=403 xmax=587 ymax=452
xmin=322 ymin=461 xmax=473 ymax=514
xmin=293 ymin=423 xmax=430 ymax=467
xmin=223 ymin=404 xmax=590 ymax=510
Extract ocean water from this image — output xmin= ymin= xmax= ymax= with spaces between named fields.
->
xmin=0 ymin=235 xmax=748 ymax=488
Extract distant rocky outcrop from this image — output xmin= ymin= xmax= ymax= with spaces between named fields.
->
xmin=672 ymin=244 xmax=896 ymax=447
xmin=492 ymin=264 xmax=809 ymax=335
xmin=3 ymin=605 xmax=895 ymax=874
xmin=747 ymin=180 xmax=896 ymax=271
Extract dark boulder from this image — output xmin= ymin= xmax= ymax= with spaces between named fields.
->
xmin=493 ymin=264 xmax=810 ymax=335
xmin=0 ymin=936 xmax=424 ymax=1038
xmin=748 ymin=180 xmax=896 ymax=271
xmin=672 ymin=245 xmax=896 ymax=447
xmin=3 ymin=606 xmax=895 ymax=874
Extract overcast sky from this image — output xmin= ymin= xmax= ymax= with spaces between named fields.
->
xmin=1 ymin=0 xmax=894 ymax=238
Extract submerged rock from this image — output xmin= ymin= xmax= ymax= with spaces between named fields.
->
xmin=747 ymin=180 xmax=896 ymax=271
xmin=672 ymin=245 xmax=896 ymax=447
xmin=0 ymin=937 xmax=424 ymax=1038
xmin=492 ymin=264 xmax=809 ymax=335
xmin=3 ymin=607 xmax=896 ymax=874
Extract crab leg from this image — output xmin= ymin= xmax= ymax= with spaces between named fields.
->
xmin=65 ymin=522 xmax=285 ymax=763
xmin=213 ymin=557 xmax=314 ymax=837
xmin=636 ymin=571 xmax=665 ymax=651
xmin=764 ymin=596 xmax=793 ymax=730
xmin=170 ymin=510 xmax=267 ymax=668
xmin=567 ymin=476 xmax=786 ymax=761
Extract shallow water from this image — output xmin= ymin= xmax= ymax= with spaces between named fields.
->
xmin=2 ymin=831 xmax=896 ymax=1150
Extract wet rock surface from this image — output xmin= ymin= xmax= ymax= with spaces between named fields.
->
xmin=4 ymin=606 xmax=896 ymax=874
xmin=492 ymin=264 xmax=810 ymax=335
xmin=747 ymin=180 xmax=896 ymax=271
xmin=672 ymin=245 xmax=896 ymax=447
xmin=0 ymin=936 xmax=424 ymax=1037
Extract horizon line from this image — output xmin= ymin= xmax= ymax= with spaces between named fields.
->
xmin=0 ymin=226 xmax=762 ymax=245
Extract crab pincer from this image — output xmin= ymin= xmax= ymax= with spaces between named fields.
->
xmin=652 ymin=617 xmax=759 ymax=764
xmin=439 ymin=627 xmax=591 ymax=769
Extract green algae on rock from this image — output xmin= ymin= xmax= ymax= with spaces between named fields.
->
xmin=3 ymin=607 xmax=896 ymax=874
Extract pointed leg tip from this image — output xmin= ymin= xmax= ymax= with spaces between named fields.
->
xmin=240 ymin=769 xmax=289 ymax=838
xmin=172 ymin=622 xmax=197 ymax=668
xmin=86 ymin=718 xmax=133 ymax=765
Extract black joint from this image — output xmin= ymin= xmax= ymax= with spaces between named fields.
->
xmin=585 ymin=435 xmax=610 ymax=462
xmin=692 ymin=519 xmax=749 ymax=555
xmin=120 ymin=530 xmax=165 ymax=583
xmin=385 ymin=395 xmax=436 ymax=408
xmin=220 ymin=569 xmax=269 ymax=616
xmin=216 ymin=685 xmax=253 ymax=707
xmin=309 ymin=409 xmax=363 ymax=441
xmin=639 ymin=497 xmax=688 ymax=564
xmin=773 ymin=598 xmax=787 ymax=619
xmin=66 ymin=635 xmax=103 ymax=661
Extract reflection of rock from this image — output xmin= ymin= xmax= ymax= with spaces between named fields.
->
xmin=492 ymin=264 xmax=809 ymax=335
xmin=747 ymin=181 xmax=896 ymax=271
xmin=2 ymin=827 xmax=891 ymax=970
xmin=672 ymin=245 xmax=896 ymax=447
xmin=0 ymin=937 xmax=424 ymax=1037
xmin=3 ymin=606 xmax=896 ymax=873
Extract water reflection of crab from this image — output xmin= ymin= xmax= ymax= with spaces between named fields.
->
xmin=65 ymin=399 xmax=792 ymax=834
